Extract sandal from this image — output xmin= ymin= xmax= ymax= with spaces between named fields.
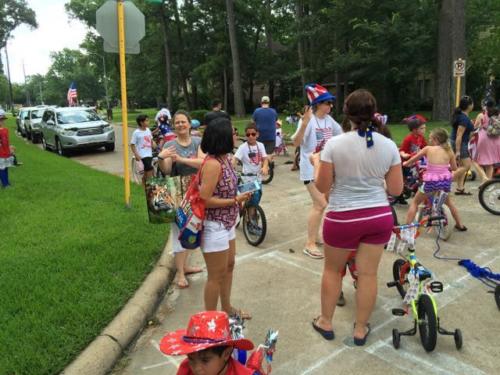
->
xmin=303 ymin=248 xmax=324 ymax=259
xmin=353 ymin=323 xmax=371 ymax=346
xmin=230 ymin=307 xmax=252 ymax=320
xmin=454 ymin=188 xmax=472 ymax=196
xmin=455 ymin=224 xmax=468 ymax=232
xmin=312 ymin=316 xmax=335 ymax=341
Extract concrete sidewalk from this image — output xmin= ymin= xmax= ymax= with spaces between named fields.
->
xmin=110 ymin=156 xmax=500 ymax=375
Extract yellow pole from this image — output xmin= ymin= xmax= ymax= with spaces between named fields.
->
xmin=117 ymin=0 xmax=131 ymax=207
xmin=455 ymin=75 xmax=461 ymax=108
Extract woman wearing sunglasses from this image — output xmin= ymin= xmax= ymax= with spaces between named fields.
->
xmin=292 ymin=84 xmax=343 ymax=259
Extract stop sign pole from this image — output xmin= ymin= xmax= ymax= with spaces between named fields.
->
xmin=117 ymin=0 xmax=131 ymax=208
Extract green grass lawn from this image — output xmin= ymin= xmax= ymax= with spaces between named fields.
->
xmin=0 ymin=119 xmax=167 ymax=375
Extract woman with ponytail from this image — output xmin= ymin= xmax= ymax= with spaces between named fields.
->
xmin=450 ymin=96 xmax=475 ymax=195
xmin=310 ymin=89 xmax=403 ymax=346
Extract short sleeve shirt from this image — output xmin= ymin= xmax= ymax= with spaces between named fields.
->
xmin=130 ymin=128 xmax=153 ymax=159
xmin=321 ymin=132 xmax=401 ymax=212
xmin=450 ymin=112 xmax=475 ymax=146
xmin=252 ymin=107 xmax=278 ymax=141
xmin=164 ymin=137 xmax=201 ymax=176
xmin=400 ymin=133 xmax=427 ymax=156
xmin=234 ymin=141 xmax=268 ymax=183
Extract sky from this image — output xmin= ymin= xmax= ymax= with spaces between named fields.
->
xmin=1 ymin=0 xmax=88 ymax=83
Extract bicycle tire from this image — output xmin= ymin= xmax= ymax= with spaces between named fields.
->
xmin=242 ymin=204 xmax=267 ymax=246
xmin=261 ymin=162 xmax=274 ymax=185
xmin=393 ymin=259 xmax=409 ymax=299
xmin=454 ymin=329 xmax=463 ymax=350
xmin=479 ymin=179 xmax=500 ymax=215
xmin=437 ymin=205 xmax=452 ymax=241
xmin=417 ymin=294 xmax=438 ymax=352
xmin=392 ymin=329 xmax=401 ymax=349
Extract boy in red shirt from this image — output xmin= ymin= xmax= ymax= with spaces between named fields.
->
xmin=400 ymin=114 xmax=428 ymax=160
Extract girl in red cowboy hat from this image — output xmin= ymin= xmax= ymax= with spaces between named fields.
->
xmin=160 ymin=311 xmax=257 ymax=375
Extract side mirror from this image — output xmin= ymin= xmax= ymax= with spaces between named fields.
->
xmin=46 ymin=120 xmax=55 ymax=126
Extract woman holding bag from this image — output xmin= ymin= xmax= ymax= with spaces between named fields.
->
xmin=159 ymin=110 xmax=204 ymax=289
xmin=199 ymin=118 xmax=252 ymax=319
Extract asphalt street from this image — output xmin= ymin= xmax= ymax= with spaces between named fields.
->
xmin=67 ymin=127 xmax=500 ymax=375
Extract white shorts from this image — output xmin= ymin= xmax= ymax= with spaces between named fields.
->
xmin=201 ymin=220 xmax=236 ymax=253
xmin=171 ymin=225 xmax=185 ymax=254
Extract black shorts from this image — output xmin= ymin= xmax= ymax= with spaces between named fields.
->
xmin=262 ymin=140 xmax=276 ymax=155
xmin=142 ymin=157 xmax=154 ymax=172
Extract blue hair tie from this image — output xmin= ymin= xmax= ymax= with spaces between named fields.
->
xmin=358 ymin=125 xmax=375 ymax=148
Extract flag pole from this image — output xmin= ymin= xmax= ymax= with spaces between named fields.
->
xmin=117 ymin=0 xmax=131 ymax=208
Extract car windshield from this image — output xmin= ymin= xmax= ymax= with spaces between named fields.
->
xmin=56 ymin=110 xmax=101 ymax=124
xmin=31 ymin=109 xmax=45 ymax=119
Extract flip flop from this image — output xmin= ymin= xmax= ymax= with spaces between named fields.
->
xmin=455 ymin=224 xmax=468 ymax=232
xmin=184 ymin=266 xmax=203 ymax=275
xmin=303 ymin=248 xmax=324 ymax=259
xmin=230 ymin=307 xmax=252 ymax=320
xmin=353 ymin=323 xmax=371 ymax=346
xmin=454 ymin=189 xmax=472 ymax=196
xmin=312 ymin=316 xmax=335 ymax=340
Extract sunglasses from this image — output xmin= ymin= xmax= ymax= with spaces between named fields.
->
xmin=246 ymin=132 xmax=257 ymax=137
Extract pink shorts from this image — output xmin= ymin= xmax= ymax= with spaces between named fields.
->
xmin=323 ymin=206 xmax=394 ymax=250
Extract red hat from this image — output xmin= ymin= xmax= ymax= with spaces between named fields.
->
xmin=160 ymin=311 xmax=254 ymax=356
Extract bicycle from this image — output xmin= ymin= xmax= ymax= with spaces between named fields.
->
xmin=261 ymin=160 xmax=274 ymax=185
xmin=416 ymin=190 xmax=452 ymax=241
xmin=478 ymin=173 xmax=500 ymax=216
xmin=386 ymin=223 xmax=463 ymax=352
xmin=236 ymin=173 xmax=267 ymax=246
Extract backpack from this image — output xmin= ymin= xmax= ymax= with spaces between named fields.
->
xmin=487 ymin=115 xmax=500 ymax=137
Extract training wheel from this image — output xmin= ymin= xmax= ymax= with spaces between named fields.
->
xmin=392 ymin=329 xmax=401 ymax=349
xmin=454 ymin=329 xmax=463 ymax=350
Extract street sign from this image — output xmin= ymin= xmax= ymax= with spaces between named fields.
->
xmin=454 ymin=59 xmax=466 ymax=77
xmin=96 ymin=0 xmax=145 ymax=54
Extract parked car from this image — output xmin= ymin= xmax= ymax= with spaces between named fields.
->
xmin=40 ymin=107 xmax=115 ymax=156
xmin=25 ymin=106 xmax=49 ymax=143
xmin=17 ymin=107 xmax=36 ymax=137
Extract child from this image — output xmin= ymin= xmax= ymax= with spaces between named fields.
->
xmin=274 ymin=120 xmax=287 ymax=156
xmin=400 ymin=114 xmax=428 ymax=160
xmin=160 ymin=311 xmax=256 ymax=375
xmin=404 ymin=128 xmax=467 ymax=231
xmin=0 ymin=110 xmax=13 ymax=188
xmin=234 ymin=124 xmax=269 ymax=215
xmin=130 ymin=114 xmax=154 ymax=187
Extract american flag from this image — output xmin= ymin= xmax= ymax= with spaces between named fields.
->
xmin=67 ymin=82 xmax=78 ymax=106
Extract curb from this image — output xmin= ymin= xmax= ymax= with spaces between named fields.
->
xmin=61 ymin=236 xmax=175 ymax=375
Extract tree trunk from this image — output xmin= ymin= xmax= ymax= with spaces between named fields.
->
xmin=451 ymin=0 xmax=466 ymax=97
xmin=223 ymin=68 xmax=228 ymax=112
xmin=225 ymin=0 xmax=245 ymax=117
xmin=247 ymin=24 xmax=262 ymax=107
xmin=170 ymin=0 xmax=192 ymax=110
xmin=433 ymin=0 xmax=462 ymax=121
xmin=159 ymin=3 xmax=173 ymax=110
xmin=296 ymin=1 xmax=307 ymax=99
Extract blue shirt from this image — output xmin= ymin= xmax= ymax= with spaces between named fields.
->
xmin=450 ymin=112 xmax=474 ymax=146
xmin=252 ymin=107 xmax=278 ymax=141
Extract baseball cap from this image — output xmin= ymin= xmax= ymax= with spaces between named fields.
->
xmin=261 ymin=96 xmax=270 ymax=103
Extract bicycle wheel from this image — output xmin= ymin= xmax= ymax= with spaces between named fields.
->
xmin=393 ymin=259 xmax=409 ymax=299
xmin=242 ymin=204 xmax=267 ymax=246
xmin=261 ymin=161 xmax=274 ymax=185
xmin=495 ymin=285 xmax=500 ymax=310
xmin=417 ymin=294 xmax=438 ymax=352
xmin=437 ymin=204 xmax=452 ymax=241
xmin=479 ymin=179 xmax=500 ymax=215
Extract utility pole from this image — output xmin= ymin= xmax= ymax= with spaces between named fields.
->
xmin=102 ymin=54 xmax=110 ymax=109
xmin=22 ymin=61 xmax=31 ymax=106
xmin=4 ymin=44 xmax=14 ymax=111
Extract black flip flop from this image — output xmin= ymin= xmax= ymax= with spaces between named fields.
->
xmin=353 ymin=323 xmax=371 ymax=346
xmin=454 ymin=189 xmax=472 ymax=196
xmin=312 ymin=317 xmax=335 ymax=341
xmin=455 ymin=225 xmax=468 ymax=232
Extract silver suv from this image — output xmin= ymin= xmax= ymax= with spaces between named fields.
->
xmin=24 ymin=106 xmax=49 ymax=143
xmin=40 ymin=107 xmax=115 ymax=156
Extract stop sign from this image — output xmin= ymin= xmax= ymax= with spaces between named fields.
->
xmin=96 ymin=0 xmax=145 ymax=54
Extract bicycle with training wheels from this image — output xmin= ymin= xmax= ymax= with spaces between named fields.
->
xmin=236 ymin=173 xmax=267 ymax=246
xmin=386 ymin=223 xmax=462 ymax=352
xmin=416 ymin=190 xmax=453 ymax=241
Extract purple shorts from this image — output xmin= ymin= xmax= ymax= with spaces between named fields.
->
xmin=323 ymin=206 xmax=394 ymax=250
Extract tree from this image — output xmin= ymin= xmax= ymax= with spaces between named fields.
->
xmin=225 ymin=0 xmax=245 ymax=116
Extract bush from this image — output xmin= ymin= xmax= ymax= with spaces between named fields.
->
xmin=189 ymin=109 xmax=209 ymax=121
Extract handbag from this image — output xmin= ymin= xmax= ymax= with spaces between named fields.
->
xmin=175 ymin=162 xmax=207 ymax=249
xmin=487 ymin=115 xmax=500 ymax=137
xmin=145 ymin=176 xmax=183 ymax=224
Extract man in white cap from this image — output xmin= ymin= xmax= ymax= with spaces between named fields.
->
xmin=252 ymin=96 xmax=278 ymax=158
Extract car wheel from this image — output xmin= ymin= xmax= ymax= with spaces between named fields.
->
xmin=105 ymin=143 xmax=115 ymax=152
xmin=26 ymin=127 xmax=32 ymax=140
xmin=55 ymin=138 xmax=68 ymax=156
xmin=41 ymin=135 xmax=49 ymax=151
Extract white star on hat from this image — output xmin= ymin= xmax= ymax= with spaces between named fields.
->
xmin=207 ymin=319 xmax=217 ymax=332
